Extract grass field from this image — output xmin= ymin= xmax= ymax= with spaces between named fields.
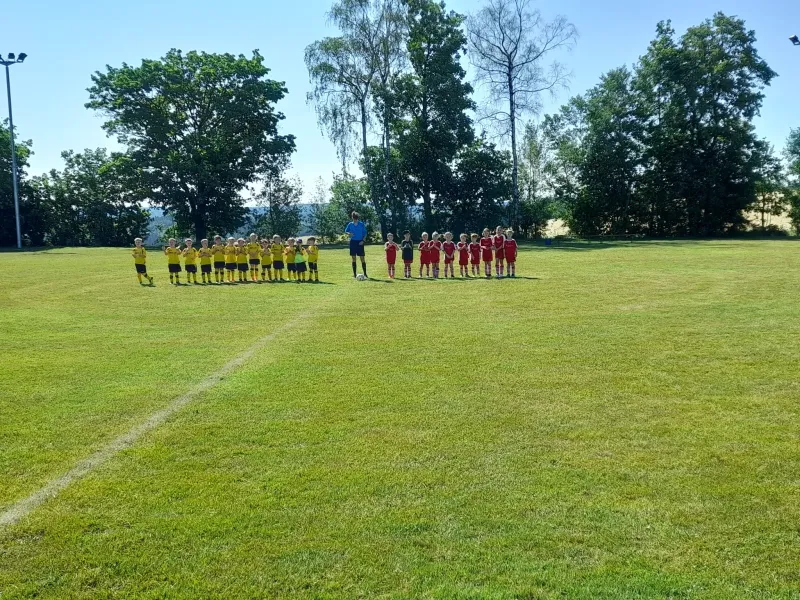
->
xmin=1 ymin=241 xmax=799 ymax=599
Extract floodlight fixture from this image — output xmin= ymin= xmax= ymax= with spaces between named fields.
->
xmin=791 ymin=35 xmax=800 ymax=46
xmin=17 ymin=53 xmax=26 ymax=62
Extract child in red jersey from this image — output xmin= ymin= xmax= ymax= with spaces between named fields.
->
xmin=401 ymin=230 xmax=414 ymax=279
xmin=418 ymin=232 xmax=431 ymax=278
xmin=442 ymin=232 xmax=457 ymax=278
xmin=480 ymin=228 xmax=494 ymax=278
xmin=429 ymin=232 xmax=443 ymax=279
xmin=457 ymin=233 xmax=470 ymax=277
xmin=493 ymin=225 xmax=506 ymax=277
xmin=468 ymin=233 xmax=481 ymax=277
xmin=384 ymin=233 xmax=400 ymax=279
xmin=504 ymin=228 xmax=518 ymax=277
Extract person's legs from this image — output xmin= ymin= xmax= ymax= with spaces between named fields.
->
xmin=361 ymin=258 xmax=368 ymax=277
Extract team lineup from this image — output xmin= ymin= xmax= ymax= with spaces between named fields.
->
xmin=130 ymin=219 xmax=519 ymax=286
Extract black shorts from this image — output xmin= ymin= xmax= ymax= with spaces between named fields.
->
xmin=349 ymin=239 xmax=365 ymax=257
xmin=225 ymin=262 xmax=237 ymax=271
xmin=135 ymin=263 xmax=147 ymax=274
xmin=185 ymin=264 xmax=197 ymax=273
xmin=308 ymin=262 xmax=318 ymax=272
xmin=249 ymin=259 xmax=260 ymax=266
xmin=168 ymin=264 xmax=182 ymax=273
xmin=201 ymin=264 xmax=212 ymax=273
xmin=237 ymin=263 xmax=249 ymax=272
xmin=214 ymin=261 xmax=225 ymax=270
xmin=287 ymin=263 xmax=296 ymax=272
xmin=295 ymin=262 xmax=307 ymax=273
xmin=273 ymin=260 xmax=284 ymax=270
xmin=261 ymin=263 xmax=272 ymax=270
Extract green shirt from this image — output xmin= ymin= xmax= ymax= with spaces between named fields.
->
xmin=294 ymin=248 xmax=306 ymax=264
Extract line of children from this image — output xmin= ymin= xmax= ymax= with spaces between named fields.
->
xmin=138 ymin=234 xmax=322 ymax=285
xmin=386 ymin=229 xmax=518 ymax=279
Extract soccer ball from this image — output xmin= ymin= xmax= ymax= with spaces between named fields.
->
xmin=356 ymin=274 xmax=367 ymax=281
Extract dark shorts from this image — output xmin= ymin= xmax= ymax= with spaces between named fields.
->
xmin=287 ymin=263 xmax=296 ymax=272
xmin=249 ymin=259 xmax=260 ymax=266
xmin=237 ymin=263 xmax=249 ymax=272
xmin=214 ymin=261 xmax=225 ymax=270
xmin=186 ymin=264 xmax=197 ymax=273
xmin=225 ymin=262 xmax=237 ymax=271
xmin=273 ymin=260 xmax=284 ymax=270
xmin=295 ymin=262 xmax=307 ymax=273
xmin=308 ymin=262 xmax=318 ymax=272
xmin=403 ymin=260 xmax=413 ymax=265
xmin=168 ymin=264 xmax=182 ymax=273
xmin=201 ymin=264 xmax=212 ymax=273
xmin=261 ymin=263 xmax=272 ymax=270
xmin=349 ymin=239 xmax=365 ymax=257
xmin=135 ymin=263 xmax=147 ymax=274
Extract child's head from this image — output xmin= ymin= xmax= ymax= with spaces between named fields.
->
xmin=201 ymin=238 xmax=209 ymax=247
xmin=296 ymin=238 xmax=303 ymax=246
xmin=307 ymin=236 xmax=316 ymax=245
xmin=495 ymin=226 xmax=504 ymax=235
xmin=273 ymin=234 xmax=281 ymax=244
xmin=184 ymin=238 xmax=193 ymax=247
xmin=403 ymin=230 xmax=411 ymax=240
xmin=432 ymin=231 xmax=440 ymax=240
xmin=387 ymin=233 xmax=394 ymax=242
xmin=287 ymin=237 xmax=295 ymax=247
xmin=482 ymin=228 xmax=490 ymax=237
xmin=460 ymin=233 xmax=468 ymax=242
xmin=237 ymin=238 xmax=245 ymax=247
xmin=134 ymin=237 xmax=143 ymax=247
xmin=261 ymin=239 xmax=269 ymax=247
xmin=444 ymin=232 xmax=453 ymax=241
xmin=168 ymin=238 xmax=176 ymax=247
xmin=249 ymin=233 xmax=257 ymax=242
xmin=214 ymin=235 xmax=222 ymax=244
xmin=471 ymin=233 xmax=479 ymax=241
xmin=421 ymin=232 xmax=429 ymax=241
xmin=506 ymin=228 xmax=514 ymax=239
xmin=226 ymin=237 xmax=235 ymax=246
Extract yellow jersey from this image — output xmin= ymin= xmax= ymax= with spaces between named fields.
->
xmin=246 ymin=242 xmax=261 ymax=260
xmin=198 ymin=247 xmax=213 ymax=265
xmin=236 ymin=246 xmax=249 ymax=264
xmin=306 ymin=245 xmax=319 ymax=263
xmin=270 ymin=243 xmax=284 ymax=262
xmin=260 ymin=248 xmax=273 ymax=266
xmin=165 ymin=247 xmax=182 ymax=265
xmin=132 ymin=247 xmax=147 ymax=265
xmin=224 ymin=245 xmax=237 ymax=263
xmin=211 ymin=244 xmax=226 ymax=262
xmin=284 ymin=246 xmax=296 ymax=262
xmin=183 ymin=247 xmax=198 ymax=265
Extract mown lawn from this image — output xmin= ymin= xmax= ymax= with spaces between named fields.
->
xmin=0 ymin=241 xmax=798 ymax=599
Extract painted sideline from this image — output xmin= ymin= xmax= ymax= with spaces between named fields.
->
xmin=0 ymin=287 xmax=345 ymax=528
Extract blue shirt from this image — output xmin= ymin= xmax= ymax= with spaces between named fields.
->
xmin=345 ymin=221 xmax=367 ymax=241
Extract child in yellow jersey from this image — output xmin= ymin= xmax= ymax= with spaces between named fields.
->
xmin=270 ymin=235 xmax=285 ymax=281
xmin=294 ymin=238 xmax=308 ymax=282
xmin=164 ymin=238 xmax=183 ymax=285
xmin=236 ymin=238 xmax=249 ymax=282
xmin=211 ymin=235 xmax=226 ymax=284
xmin=198 ymin=238 xmax=213 ymax=284
xmin=306 ymin=236 xmax=320 ymax=282
xmin=260 ymin=239 xmax=273 ymax=282
xmin=284 ymin=237 xmax=297 ymax=281
xmin=182 ymin=238 xmax=199 ymax=284
xmin=131 ymin=237 xmax=154 ymax=285
xmin=246 ymin=233 xmax=261 ymax=282
xmin=224 ymin=237 xmax=237 ymax=283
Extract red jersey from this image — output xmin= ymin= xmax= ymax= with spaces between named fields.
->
xmin=480 ymin=237 xmax=493 ymax=262
xmin=493 ymin=234 xmax=506 ymax=259
xmin=385 ymin=242 xmax=398 ymax=264
xmin=442 ymin=241 xmax=456 ymax=263
xmin=429 ymin=240 xmax=442 ymax=263
xmin=504 ymin=239 xmax=518 ymax=263
xmin=419 ymin=241 xmax=431 ymax=264
xmin=457 ymin=241 xmax=470 ymax=265
xmin=468 ymin=242 xmax=481 ymax=264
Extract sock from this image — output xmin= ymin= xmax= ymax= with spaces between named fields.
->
xmin=352 ymin=262 xmax=357 ymax=277
xmin=362 ymin=262 xmax=367 ymax=277
xmin=137 ymin=273 xmax=143 ymax=283
xmin=170 ymin=274 xmax=174 ymax=284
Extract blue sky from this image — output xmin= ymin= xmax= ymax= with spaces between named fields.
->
xmin=4 ymin=0 xmax=800 ymax=199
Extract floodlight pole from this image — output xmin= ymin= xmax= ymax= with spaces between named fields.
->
xmin=1 ymin=57 xmax=24 ymax=249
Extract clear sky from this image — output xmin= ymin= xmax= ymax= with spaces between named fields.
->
xmin=4 ymin=0 xmax=799 ymax=199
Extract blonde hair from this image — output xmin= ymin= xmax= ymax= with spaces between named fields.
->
xmin=227 ymin=237 xmax=235 ymax=242
xmin=201 ymin=238 xmax=209 ymax=244
xmin=184 ymin=238 xmax=192 ymax=243
xmin=506 ymin=229 xmax=514 ymax=237
xmin=445 ymin=231 xmax=452 ymax=237
xmin=421 ymin=231 xmax=429 ymax=238
xmin=168 ymin=238 xmax=176 ymax=243
xmin=134 ymin=237 xmax=143 ymax=243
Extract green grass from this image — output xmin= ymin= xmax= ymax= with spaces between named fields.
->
xmin=1 ymin=241 xmax=799 ymax=599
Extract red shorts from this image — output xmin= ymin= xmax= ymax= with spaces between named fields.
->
xmin=444 ymin=257 xmax=454 ymax=264
xmin=495 ymin=249 xmax=505 ymax=260
xmin=404 ymin=259 xmax=413 ymax=265
xmin=459 ymin=257 xmax=469 ymax=266
xmin=470 ymin=258 xmax=480 ymax=265
xmin=421 ymin=254 xmax=431 ymax=265
xmin=506 ymin=256 xmax=516 ymax=264
xmin=386 ymin=260 xmax=396 ymax=266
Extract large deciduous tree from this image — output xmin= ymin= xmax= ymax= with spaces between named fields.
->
xmin=254 ymin=168 xmax=303 ymax=238
xmin=87 ymin=49 xmax=295 ymax=241
xmin=0 ymin=122 xmax=34 ymax=246
xmin=393 ymin=0 xmax=475 ymax=232
xmin=467 ymin=0 xmax=576 ymax=229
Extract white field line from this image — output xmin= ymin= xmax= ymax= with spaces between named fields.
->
xmin=0 ymin=289 xmax=343 ymax=528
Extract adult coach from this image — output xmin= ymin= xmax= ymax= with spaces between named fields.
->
xmin=345 ymin=211 xmax=368 ymax=278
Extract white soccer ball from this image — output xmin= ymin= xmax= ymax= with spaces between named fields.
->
xmin=356 ymin=274 xmax=367 ymax=281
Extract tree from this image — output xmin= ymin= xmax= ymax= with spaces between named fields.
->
xmin=518 ymin=122 xmax=560 ymax=238
xmin=253 ymin=170 xmax=303 ymax=238
xmin=87 ymin=49 xmax=295 ymax=241
xmin=785 ymin=129 xmax=800 ymax=234
xmin=0 ymin=121 xmax=33 ymax=246
xmin=467 ymin=0 xmax=577 ymax=229
xmin=750 ymin=142 xmax=787 ymax=231
xmin=393 ymin=0 xmax=475 ymax=232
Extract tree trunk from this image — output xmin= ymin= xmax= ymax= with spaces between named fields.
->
xmin=192 ymin=206 xmax=207 ymax=241
xmin=384 ymin=108 xmax=392 ymax=237
xmin=508 ymin=75 xmax=519 ymax=231
xmin=361 ymin=99 xmax=388 ymax=241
